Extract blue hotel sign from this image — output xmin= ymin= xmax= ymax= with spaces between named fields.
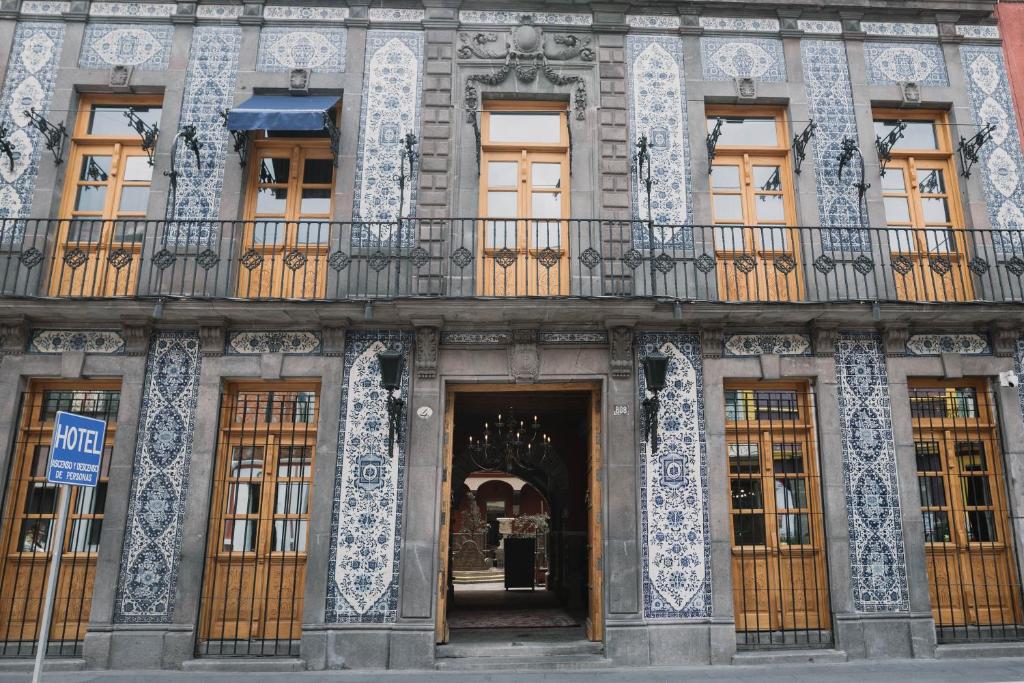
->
xmin=46 ymin=411 xmax=106 ymax=488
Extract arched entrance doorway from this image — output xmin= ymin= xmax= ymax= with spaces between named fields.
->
xmin=436 ymin=384 xmax=602 ymax=646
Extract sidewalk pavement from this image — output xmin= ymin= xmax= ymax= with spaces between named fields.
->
xmin=1 ymin=657 xmax=1024 ymax=683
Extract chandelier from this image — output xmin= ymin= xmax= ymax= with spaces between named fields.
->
xmin=465 ymin=407 xmax=554 ymax=473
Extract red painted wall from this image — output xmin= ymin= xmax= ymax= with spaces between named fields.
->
xmin=999 ymin=3 xmax=1024 ymax=140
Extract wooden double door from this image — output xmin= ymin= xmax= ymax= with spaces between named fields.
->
xmin=911 ymin=380 xmax=1023 ymax=634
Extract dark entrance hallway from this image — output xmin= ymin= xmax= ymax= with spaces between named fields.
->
xmin=436 ymin=386 xmax=601 ymax=654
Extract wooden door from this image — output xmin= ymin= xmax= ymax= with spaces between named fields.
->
xmin=435 ymin=389 xmax=455 ymax=644
xmin=0 ymin=384 xmax=119 ymax=653
xmin=50 ymin=96 xmax=161 ymax=297
xmin=725 ymin=384 xmax=830 ymax=639
xmin=478 ymin=103 xmax=570 ymax=296
xmin=910 ymin=380 xmax=1023 ymax=634
xmin=239 ymin=144 xmax=334 ymax=299
xmin=199 ymin=386 xmax=318 ymax=652
xmin=585 ymin=388 xmax=603 ymax=641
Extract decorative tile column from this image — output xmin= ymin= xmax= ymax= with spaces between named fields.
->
xmin=0 ymin=22 xmax=65 ymax=222
xmin=636 ymin=333 xmax=710 ymax=618
xmin=114 ymin=331 xmax=203 ymax=623
xmin=834 ymin=332 xmax=910 ymax=612
xmin=326 ymin=331 xmax=412 ymax=623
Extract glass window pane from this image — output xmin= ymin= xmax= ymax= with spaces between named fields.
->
xmin=881 ymin=171 xmax=906 ymax=192
xmin=255 ymin=187 xmax=287 ymax=215
xmin=709 ymin=117 xmax=778 ymax=147
xmin=731 ymin=479 xmax=763 ymax=509
xmin=753 ymin=166 xmax=783 ymax=192
xmin=714 ymin=225 xmax=743 ymax=252
xmin=258 ymin=158 xmax=290 ymax=184
xmin=20 ymin=520 xmax=51 ymax=552
xmin=729 ymin=443 xmax=760 ymax=473
xmin=922 ymin=198 xmax=950 ymax=224
xmin=917 ymin=168 xmax=946 ymax=194
xmin=966 ymin=510 xmax=997 ymax=542
xmin=79 ymin=155 xmax=111 ymax=182
xmin=772 ymin=444 xmax=804 ymax=474
xmin=275 ymin=482 xmax=310 ymax=515
xmin=30 ymin=446 xmax=50 ymax=477
xmin=733 ymin=513 xmax=766 ymax=545
xmin=488 ymin=161 xmax=518 ymax=186
xmin=230 ymin=446 xmax=264 ymax=477
xmin=488 ymin=113 xmax=561 ymax=143
xmin=711 ymin=165 xmax=741 ymax=189
xmin=24 ymin=482 xmax=58 ymax=514
xmin=302 ymin=158 xmax=332 ymax=185
xmin=926 ymin=229 xmax=955 ymax=253
xmin=485 ymin=220 xmax=516 ymax=249
xmin=227 ymin=483 xmax=260 ymax=514
xmin=253 ymin=221 xmax=285 ymax=245
xmin=756 ymin=391 xmax=798 ymax=419
xmin=300 ymin=188 xmax=331 ymax=215
xmin=956 ymin=440 xmax=986 ymax=470
xmin=113 ymin=221 xmax=145 ymax=243
xmin=278 ymin=447 xmax=313 ymax=477
xmin=74 ymin=185 xmax=107 ymax=213
xmin=962 ymin=476 xmax=992 ymax=507
xmin=118 ymin=186 xmax=149 ymax=213
xmin=532 ymin=192 xmax=561 ymax=219
xmin=487 ymin=191 xmax=518 ymax=218
xmin=531 ymin=220 xmax=561 ymax=249
xmin=918 ymin=476 xmax=946 ymax=507
xmin=777 ymin=513 xmax=811 ymax=544
xmin=74 ymin=483 xmax=107 ymax=515
xmin=775 ymin=479 xmax=807 ymax=509
xmin=532 ymin=163 xmax=562 ymax=189
xmin=884 ymin=196 xmax=911 ymax=223
xmin=122 ymin=156 xmax=153 ymax=182
xmin=874 ymin=119 xmax=938 ymax=150
xmin=755 ymin=195 xmax=784 ymax=222
xmin=223 ymin=519 xmax=257 ymax=552
xmin=725 ymin=390 xmax=752 ymax=421
xmin=923 ymin=511 xmax=951 ymax=542
xmin=68 ymin=519 xmax=102 ymax=553
xmin=296 ymin=221 xmax=328 ymax=244
xmin=713 ymin=195 xmax=743 ymax=221
xmin=886 ymin=228 xmax=915 ymax=253
xmin=271 ymin=520 xmax=308 ymax=552
xmin=87 ymin=105 xmax=162 ymax=137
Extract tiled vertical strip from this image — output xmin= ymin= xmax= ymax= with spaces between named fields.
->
xmin=0 ymin=22 xmax=65 ymax=223
xmin=801 ymin=40 xmax=867 ymax=251
xmin=637 ymin=332 xmax=710 ymax=618
xmin=166 ymin=27 xmax=242 ymax=241
xmin=625 ymin=35 xmax=692 ymax=248
xmin=960 ymin=46 xmax=1024 ymax=249
xmin=834 ymin=333 xmax=910 ymax=612
xmin=353 ymin=31 xmax=424 ymax=243
xmin=326 ymin=331 xmax=411 ymax=623
xmin=114 ymin=331 xmax=203 ymax=623
xmin=1015 ymin=339 xmax=1024 ymax=425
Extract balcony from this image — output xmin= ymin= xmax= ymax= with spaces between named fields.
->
xmin=1 ymin=218 xmax=1024 ymax=305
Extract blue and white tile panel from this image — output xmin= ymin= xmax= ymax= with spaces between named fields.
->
xmin=326 ymin=331 xmax=411 ymax=623
xmin=798 ymin=20 xmax=843 ymax=35
xmin=29 ymin=330 xmax=126 ymax=354
xmin=801 ymin=39 xmax=868 ymax=251
xmin=701 ymin=37 xmax=786 ymax=82
xmin=538 ymin=331 xmax=609 ymax=345
xmin=638 ymin=333 xmax=710 ymax=618
xmin=440 ymin=331 xmax=510 ymax=345
xmin=1015 ymin=339 xmax=1024 ymax=434
xmin=459 ymin=10 xmax=592 ymax=26
xmin=226 ymin=331 xmax=322 ymax=355
xmin=352 ymin=30 xmax=424 ymax=241
xmin=369 ymin=8 xmax=425 ymax=23
xmin=264 ymin=5 xmax=349 ymax=22
xmin=114 ymin=332 xmax=202 ymax=623
xmin=625 ymin=35 xmax=692 ymax=248
xmin=723 ymin=334 xmax=811 ymax=357
xmin=89 ymin=2 xmax=176 ymax=18
xmin=906 ymin=333 xmax=991 ymax=356
xmin=862 ymin=22 xmax=938 ymax=38
xmin=865 ymin=43 xmax=948 ymax=87
xmin=165 ymin=27 xmax=242 ymax=241
xmin=960 ymin=47 xmax=1024 ymax=247
xmin=0 ymin=22 xmax=64 ymax=224
xmin=626 ymin=15 xmax=680 ymax=30
xmin=79 ymin=24 xmax=173 ymax=70
xmin=19 ymin=2 xmax=70 ymax=15
xmin=835 ymin=333 xmax=910 ymax=612
xmin=699 ymin=17 xmax=780 ymax=33
xmin=956 ymin=25 xmax=1001 ymax=40
xmin=257 ymin=28 xmax=347 ymax=73
xmin=195 ymin=5 xmax=243 ymax=20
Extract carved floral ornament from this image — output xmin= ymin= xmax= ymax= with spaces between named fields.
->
xmin=460 ymin=15 xmax=593 ymax=123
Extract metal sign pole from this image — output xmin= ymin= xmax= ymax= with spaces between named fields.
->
xmin=31 ymin=484 xmax=69 ymax=683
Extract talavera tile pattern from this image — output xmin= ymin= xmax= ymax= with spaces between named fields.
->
xmin=226 ymin=331 xmax=322 ymax=355
xmin=956 ymin=25 xmax=1000 ymax=40
xmin=79 ymin=24 xmax=173 ymax=70
xmin=626 ymin=15 xmax=680 ymax=30
xmin=625 ymin=35 xmax=692 ymax=248
xmin=835 ymin=333 xmax=910 ymax=612
xmin=257 ymin=27 xmax=347 ymax=73
xmin=905 ymin=333 xmax=991 ymax=356
xmin=0 ymin=22 xmax=64 ymax=222
xmin=326 ymin=332 xmax=411 ymax=623
xmin=701 ymin=37 xmax=786 ymax=82
xmin=960 ymin=47 xmax=1024 ymax=249
xmin=352 ymin=30 xmax=424 ymax=241
xmin=115 ymin=332 xmax=202 ymax=623
xmin=165 ymin=27 xmax=242 ymax=241
xmin=20 ymin=2 xmax=71 ymax=15
xmin=864 ymin=43 xmax=948 ymax=87
xmin=29 ymin=330 xmax=125 ymax=354
xmin=801 ymin=40 xmax=868 ymax=251
xmin=459 ymin=11 xmax=592 ymax=26
xmin=724 ymin=334 xmax=811 ymax=356
xmin=637 ymin=333 xmax=710 ymax=618
xmin=1015 ymin=339 xmax=1024 ymax=435
xmin=862 ymin=22 xmax=938 ymax=38
xmin=699 ymin=17 xmax=780 ymax=33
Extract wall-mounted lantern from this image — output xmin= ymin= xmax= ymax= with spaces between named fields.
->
xmin=642 ymin=351 xmax=669 ymax=454
xmin=377 ymin=349 xmax=405 ymax=455
xmin=396 ymin=132 xmax=419 ymax=220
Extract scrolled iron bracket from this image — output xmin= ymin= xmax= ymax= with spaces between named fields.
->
xmin=24 ymin=108 xmax=68 ymax=165
xmin=958 ymin=122 xmax=997 ymax=179
xmin=792 ymin=120 xmax=816 ymax=175
xmin=396 ymin=132 xmax=419 ymax=219
xmin=219 ymin=109 xmax=250 ymax=167
xmin=706 ymin=118 xmax=724 ymax=172
xmin=123 ymin=107 xmax=159 ymax=166
xmin=323 ymin=111 xmax=340 ymax=167
xmin=0 ymin=124 xmax=15 ymax=172
xmin=875 ymin=119 xmax=906 ymax=178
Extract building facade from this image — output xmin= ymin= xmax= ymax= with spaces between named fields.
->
xmin=0 ymin=0 xmax=1022 ymax=672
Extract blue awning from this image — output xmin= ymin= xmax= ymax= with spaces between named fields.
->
xmin=226 ymin=95 xmax=339 ymax=132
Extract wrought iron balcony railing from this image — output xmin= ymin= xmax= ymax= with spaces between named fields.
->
xmin=1 ymin=218 xmax=1023 ymax=304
